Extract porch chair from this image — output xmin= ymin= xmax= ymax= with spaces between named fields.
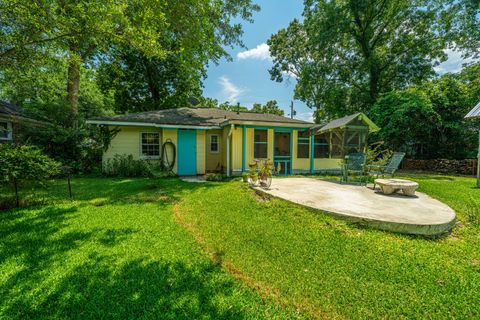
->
xmin=367 ymin=152 xmax=406 ymax=190
xmin=341 ymin=153 xmax=367 ymax=185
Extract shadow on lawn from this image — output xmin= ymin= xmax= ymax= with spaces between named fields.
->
xmin=8 ymin=256 xmax=246 ymax=319
xmin=1 ymin=178 xmax=249 ymax=319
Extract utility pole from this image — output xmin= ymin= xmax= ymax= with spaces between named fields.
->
xmin=237 ymin=102 xmax=240 ymax=114
xmin=290 ymin=101 xmax=296 ymax=119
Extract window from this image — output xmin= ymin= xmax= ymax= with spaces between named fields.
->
xmin=254 ymin=129 xmax=268 ymax=158
xmin=141 ymin=132 xmax=160 ymax=159
xmin=210 ymin=135 xmax=219 ymax=153
xmin=297 ymin=130 xmax=310 ymax=158
xmin=314 ymin=134 xmax=329 ymax=158
xmin=0 ymin=121 xmax=12 ymax=140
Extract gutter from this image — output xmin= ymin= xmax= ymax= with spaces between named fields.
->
xmin=86 ymin=120 xmax=221 ymax=130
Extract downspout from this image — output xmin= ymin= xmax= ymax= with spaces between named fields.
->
xmin=227 ymin=124 xmax=234 ymax=177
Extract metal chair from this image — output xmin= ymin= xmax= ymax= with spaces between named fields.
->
xmin=341 ymin=153 xmax=367 ymax=185
xmin=367 ymin=152 xmax=406 ymax=189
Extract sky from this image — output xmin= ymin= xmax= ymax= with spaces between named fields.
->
xmin=203 ymin=0 xmax=471 ymax=123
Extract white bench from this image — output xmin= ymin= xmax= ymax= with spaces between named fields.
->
xmin=374 ymin=179 xmax=419 ymax=196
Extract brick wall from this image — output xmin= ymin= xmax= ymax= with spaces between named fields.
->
xmin=402 ymin=158 xmax=478 ymax=176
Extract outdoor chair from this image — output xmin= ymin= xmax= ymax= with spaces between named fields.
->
xmin=341 ymin=153 xmax=367 ymax=185
xmin=367 ymin=152 xmax=406 ymax=190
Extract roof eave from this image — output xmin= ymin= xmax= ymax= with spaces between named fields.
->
xmin=85 ymin=119 xmax=221 ymax=130
xmin=221 ymin=119 xmax=313 ymax=128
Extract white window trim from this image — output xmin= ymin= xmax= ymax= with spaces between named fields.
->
xmin=140 ymin=132 xmax=161 ymax=160
xmin=0 ymin=121 xmax=12 ymax=141
xmin=209 ymin=134 xmax=219 ymax=153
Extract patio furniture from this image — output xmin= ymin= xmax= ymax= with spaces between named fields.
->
xmin=367 ymin=152 xmax=406 ymax=190
xmin=341 ymin=153 xmax=367 ymax=185
xmin=375 ymin=178 xmax=419 ymax=196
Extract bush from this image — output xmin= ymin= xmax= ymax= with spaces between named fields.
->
xmin=206 ymin=173 xmax=226 ymax=182
xmin=0 ymin=143 xmax=61 ymax=208
xmin=103 ymin=154 xmax=154 ymax=178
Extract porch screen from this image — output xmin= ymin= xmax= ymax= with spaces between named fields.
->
xmin=297 ymin=130 xmax=310 ymax=158
xmin=314 ymin=133 xmax=329 ymax=158
xmin=254 ymin=129 xmax=268 ymax=158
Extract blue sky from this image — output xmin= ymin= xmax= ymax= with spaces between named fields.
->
xmin=203 ymin=0 xmax=470 ymax=122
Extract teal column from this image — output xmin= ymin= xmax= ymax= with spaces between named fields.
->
xmin=310 ymin=134 xmax=315 ymax=174
xmin=242 ymin=125 xmax=246 ymax=172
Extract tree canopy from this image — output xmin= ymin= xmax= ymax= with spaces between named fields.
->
xmin=268 ymin=0 xmax=478 ymax=121
xmin=0 ymin=0 xmax=260 ymax=117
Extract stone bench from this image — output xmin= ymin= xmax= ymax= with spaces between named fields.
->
xmin=375 ymin=179 xmax=419 ymax=196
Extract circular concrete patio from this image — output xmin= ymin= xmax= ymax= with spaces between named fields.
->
xmin=256 ymin=178 xmax=456 ymax=236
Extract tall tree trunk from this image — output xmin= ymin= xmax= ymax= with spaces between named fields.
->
xmin=67 ymin=52 xmax=81 ymax=119
xmin=369 ymin=65 xmax=380 ymax=106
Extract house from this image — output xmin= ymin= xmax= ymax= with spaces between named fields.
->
xmin=0 ymin=101 xmax=26 ymax=143
xmin=87 ymin=108 xmax=378 ymax=176
xmin=0 ymin=101 xmax=44 ymax=144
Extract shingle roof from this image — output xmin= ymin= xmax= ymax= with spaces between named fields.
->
xmin=0 ymin=100 xmax=21 ymax=115
xmin=89 ymin=107 xmax=312 ymax=127
xmin=312 ymin=113 xmax=380 ymax=133
xmin=466 ymin=102 xmax=480 ymax=118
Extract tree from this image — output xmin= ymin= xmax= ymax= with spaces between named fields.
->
xmin=269 ymin=0 xmax=450 ymax=121
xmin=95 ymin=1 xmax=260 ymax=113
xmin=0 ymin=144 xmax=60 ymax=207
xmin=444 ymin=0 xmax=480 ymax=58
xmin=370 ymin=90 xmax=441 ymax=158
xmin=219 ymin=102 xmax=249 ymax=112
xmin=1 ymin=0 xmax=259 ymax=117
xmin=421 ymin=74 xmax=475 ymax=158
xmin=251 ymin=100 xmax=285 ymax=116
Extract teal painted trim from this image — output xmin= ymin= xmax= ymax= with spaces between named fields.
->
xmin=274 ymin=128 xmax=293 ymax=133
xmin=242 ymin=125 xmax=246 ymax=172
xmin=246 ymin=125 xmax=297 ymax=132
xmin=310 ymin=134 xmax=315 ymax=174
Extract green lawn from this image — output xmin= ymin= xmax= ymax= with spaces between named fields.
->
xmin=1 ymin=174 xmax=479 ymax=319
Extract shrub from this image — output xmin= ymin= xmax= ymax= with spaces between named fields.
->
xmin=102 ymin=154 xmax=154 ymax=178
xmin=206 ymin=173 xmax=226 ymax=182
xmin=0 ymin=143 xmax=61 ymax=208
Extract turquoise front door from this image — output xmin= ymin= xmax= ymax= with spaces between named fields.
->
xmin=177 ymin=129 xmax=197 ymax=176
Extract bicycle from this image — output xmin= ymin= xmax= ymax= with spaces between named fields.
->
xmin=248 ymin=159 xmax=274 ymax=189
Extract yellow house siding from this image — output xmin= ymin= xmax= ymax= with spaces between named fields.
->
xmin=104 ymin=126 xmax=161 ymax=162
xmin=222 ymin=127 xmax=230 ymax=173
xmin=196 ymin=130 xmax=206 ymax=175
xmin=292 ymin=129 xmax=311 ymax=171
xmin=205 ymin=129 xmax=223 ymax=172
xmin=267 ymin=129 xmax=274 ymax=160
xmin=162 ymin=129 xmax=178 ymax=174
xmin=231 ymin=126 xmax=243 ymax=173
xmin=314 ymin=158 xmax=342 ymax=170
xmin=246 ymin=128 xmax=255 ymax=165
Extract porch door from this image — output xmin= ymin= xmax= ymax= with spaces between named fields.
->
xmin=177 ymin=129 xmax=197 ymax=176
xmin=274 ymin=131 xmax=292 ymax=175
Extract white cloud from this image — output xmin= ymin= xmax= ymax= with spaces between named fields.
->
xmin=435 ymin=49 xmax=475 ymax=74
xmin=218 ymin=76 xmax=244 ymax=103
xmin=297 ymin=111 xmax=314 ymax=123
xmin=237 ymin=43 xmax=271 ymax=61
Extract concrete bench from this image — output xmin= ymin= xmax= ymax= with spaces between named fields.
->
xmin=375 ymin=179 xmax=419 ymax=196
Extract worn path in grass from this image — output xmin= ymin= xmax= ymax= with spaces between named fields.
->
xmin=0 ymin=178 xmax=300 ymax=319
xmin=176 ymin=174 xmax=480 ymax=319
